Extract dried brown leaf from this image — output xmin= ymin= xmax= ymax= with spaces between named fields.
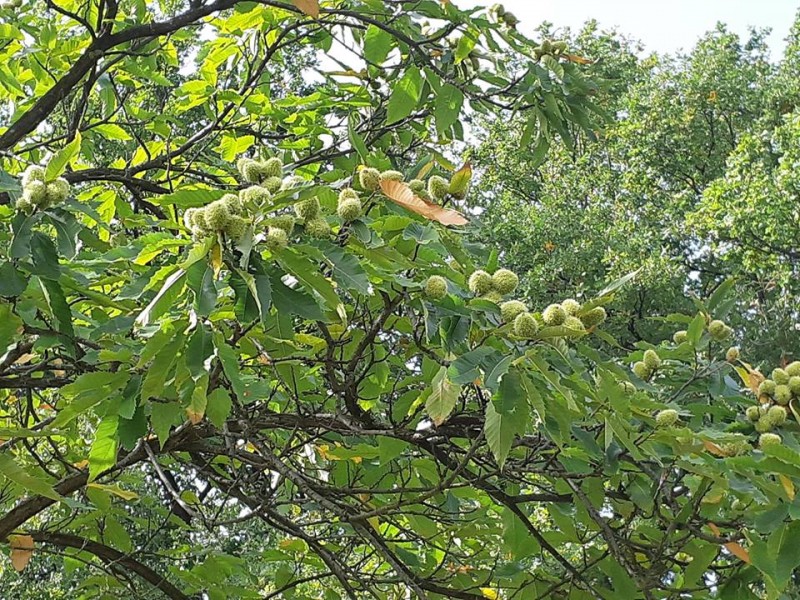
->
xmin=380 ymin=180 xmax=468 ymax=226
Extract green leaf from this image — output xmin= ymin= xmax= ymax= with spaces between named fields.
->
xmin=596 ymin=269 xmax=639 ymax=298
xmin=0 ymin=302 xmax=23 ymax=353
xmin=386 ymin=66 xmax=423 ymax=125
xmin=233 ymin=268 xmax=272 ymax=324
xmin=135 ymin=268 xmax=186 ymax=328
xmin=153 ymin=187 xmax=227 ymax=208
xmin=214 ymin=333 xmax=246 ymax=401
xmin=363 ymin=24 xmax=392 ymax=65
xmin=217 ymin=134 xmax=255 ymax=161
xmin=277 ymin=250 xmax=342 ymax=314
xmin=187 ymin=264 xmax=217 ymax=317
xmin=150 ymin=402 xmax=184 ymax=448
xmin=46 ymin=210 xmax=82 ymax=259
xmin=39 ymin=278 xmax=75 ymax=339
xmin=45 ymin=132 xmax=81 ymax=181
xmin=485 ymin=403 xmax=513 ymax=469
xmin=118 ymin=405 xmax=147 ymax=451
xmin=206 ymin=388 xmax=233 ymax=428
xmin=186 ymin=373 xmax=208 ymax=424
xmin=0 ymin=262 xmax=28 ymax=296
xmin=325 ymin=245 xmax=370 ymax=295
xmin=88 ymin=415 xmax=119 ymax=482
xmin=707 ymin=278 xmax=736 ymax=312
xmin=52 ymin=372 xmax=130 ymax=428
xmin=434 ymin=84 xmax=464 ymax=136
xmin=30 ymin=232 xmax=61 ymax=279
xmin=0 ymin=453 xmax=61 ymax=501
xmin=9 ymin=212 xmax=40 ymax=259
xmin=91 ymin=123 xmax=131 ymax=141
xmin=485 ymin=368 xmax=530 ymax=468
xmin=448 ymin=161 xmax=472 ymax=198
xmin=425 ymin=365 xmax=460 ymax=426
xmin=141 ymin=333 xmax=185 ymax=401
xmin=348 ymin=115 xmax=369 ymax=162
xmin=185 ymin=325 xmax=214 ymax=380
xmin=687 ymin=312 xmax=706 ymax=345
xmin=454 ymin=31 xmax=477 ymax=64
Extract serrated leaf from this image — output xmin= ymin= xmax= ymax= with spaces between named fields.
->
xmin=0 ymin=454 xmax=61 ymax=500
xmin=52 ymin=372 xmax=129 ymax=428
xmin=278 ymin=250 xmax=341 ymax=314
xmin=91 ymin=123 xmax=131 ymax=140
xmin=86 ymin=482 xmax=138 ymax=501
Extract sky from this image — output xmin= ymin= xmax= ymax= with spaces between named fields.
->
xmin=456 ymin=0 xmax=799 ymax=58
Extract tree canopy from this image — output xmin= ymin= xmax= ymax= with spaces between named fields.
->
xmin=1 ymin=2 xmax=800 ymax=600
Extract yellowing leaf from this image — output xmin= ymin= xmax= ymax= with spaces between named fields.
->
xmin=380 ymin=180 xmax=468 ymax=226
xmin=780 ymin=474 xmax=796 ymax=501
xmin=725 ymin=541 xmax=751 ymax=564
xmin=9 ymin=535 xmax=34 ymax=572
xmin=87 ymin=482 xmax=139 ymax=501
xmin=701 ymin=486 xmax=725 ymax=504
xmin=292 ymin=0 xmax=319 ymax=18
xmin=417 ymin=161 xmax=435 ymax=179
xmin=734 ymin=363 xmax=765 ymax=396
xmin=708 ymin=522 xmax=751 ymax=564
xmin=703 ymin=440 xmax=726 ymax=457
xmin=480 ymin=588 xmax=499 ymax=600
xmin=565 ymin=54 xmax=593 ymax=65
xmin=210 ymin=241 xmax=223 ymax=277
xmin=448 ymin=161 xmax=472 ymax=198
xmin=426 ymin=366 xmax=461 ymax=425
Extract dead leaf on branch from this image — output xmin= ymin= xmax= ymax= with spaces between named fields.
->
xmin=707 ymin=522 xmax=751 ymax=564
xmin=379 ymin=180 xmax=468 ymax=226
xmin=292 ymin=0 xmax=320 ymax=18
xmin=9 ymin=534 xmax=34 ymax=572
xmin=565 ymin=54 xmax=593 ymax=65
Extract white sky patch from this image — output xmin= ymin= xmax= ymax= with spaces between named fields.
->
xmin=455 ymin=0 xmax=797 ymax=59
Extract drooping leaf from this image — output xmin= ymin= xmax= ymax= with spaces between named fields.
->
xmin=88 ymin=415 xmax=119 ymax=481
xmin=425 ymin=366 xmax=461 ymax=426
xmin=45 ymin=132 xmax=81 ymax=181
xmin=291 ymin=0 xmax=320 ymax=18
xmin=9 ymin=535 xmax=34 ymax=572
xmin=380 ymin=180 xmax=468 ymax=226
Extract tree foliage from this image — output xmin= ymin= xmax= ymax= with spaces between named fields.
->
xmin=1 ymin=2 xmax=799 ymax=600
xmin=471 ymin=19 xmax=800 ymax=362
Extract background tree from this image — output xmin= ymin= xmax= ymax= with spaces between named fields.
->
xmin=1 ymin=2 xmax=800 ymax=600
xmin=471 ymin=17 xmax=799 ymax=363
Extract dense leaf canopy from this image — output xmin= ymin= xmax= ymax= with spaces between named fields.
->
xmin=0 ymin=2 xmax=799 ymax=600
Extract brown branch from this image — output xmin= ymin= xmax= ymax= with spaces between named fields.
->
xmin=29 ymin=531 xmax=191 ymax=600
